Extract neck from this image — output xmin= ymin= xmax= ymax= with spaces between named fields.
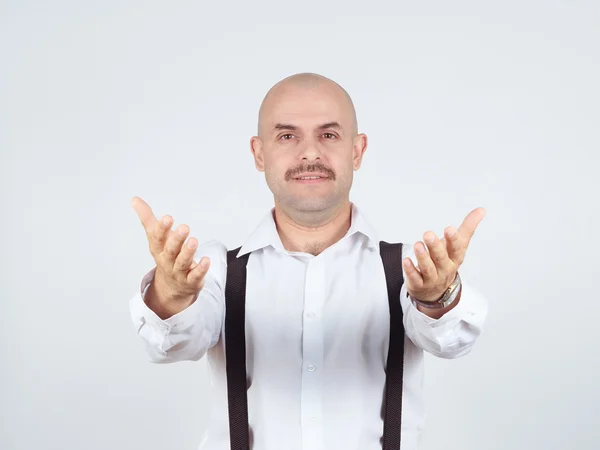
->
xmin=273 ymin=201 xmax=353 ymax=256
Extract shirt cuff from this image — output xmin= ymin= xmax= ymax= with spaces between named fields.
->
xmin=402 ymin=280 xmax=485 ymax=326
xmin=131 ymin=267 xmax=205 ymax=338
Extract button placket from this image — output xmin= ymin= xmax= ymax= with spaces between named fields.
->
xmin=300 ymin=258 xmax=325 ymax=449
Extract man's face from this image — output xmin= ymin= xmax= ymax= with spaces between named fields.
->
xmin=251 ymin=82 xmax=367 ymax=213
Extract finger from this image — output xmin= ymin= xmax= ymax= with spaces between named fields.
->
xmin=173 ymin=234 xmax=197 ymax=272
xmin=187 ymin=256 xmax=211 ymax=287
xmin=163 ymin=224 xmax=190 ymax=264
xmin=457 ymin=207 xmax=486 ymax=245
xmin=423 ymin=231 xmax=452 ymax=273
xmin=444 ymin=226 xmax=466 ymax=265
xmin=150 ymin=214 xmax=173 ymax=255
xmin=413 ymin=241 xmax=438 ymax=282
xmin=402 ymin=256 xmax=424 ymax=290
xmin=131 ymin=197 xmax=157 ymax=233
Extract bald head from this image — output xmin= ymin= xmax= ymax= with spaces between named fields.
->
xmin=249 ymin=72 xmax=368 ymax=219
xmin=257 ymin=73 xmax=358 ymax=138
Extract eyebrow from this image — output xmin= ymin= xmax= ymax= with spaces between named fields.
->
xmin=273 ymin=122 xmax=342 ymax=132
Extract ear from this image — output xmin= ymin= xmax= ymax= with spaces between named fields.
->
xmin=250 ymin=136 xmax=265 ymax=172
xmin=352 ymin=133 xmax=368 ymax=170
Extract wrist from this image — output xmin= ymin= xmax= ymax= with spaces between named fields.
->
xmin=409 ymin=272 xmax=462 ymax=310
xmin=145 ymin=279 xmax=196 ymax=320
xmin=415 ymin=285 xmax=462 ymax=319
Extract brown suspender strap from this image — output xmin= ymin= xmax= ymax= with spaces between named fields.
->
xmin=225 ymin=248 xmax=251 ymax=450
xmin=379 ymin=241 xmax=406 ymax=450
xmin=225 ymin=242 xmax=405 ymax=450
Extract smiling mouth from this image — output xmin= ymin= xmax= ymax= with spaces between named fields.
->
xmin=293 ymin=172 xmax=331 ymax=181
xmin=295 ymin=175 xmax=328 ymax=180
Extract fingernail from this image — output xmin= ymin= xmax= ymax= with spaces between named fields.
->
xmin=447 ymin=228 xmax=456 ymax=237
xmin=415 ymin=243 xmax=425 ymax=253
xmin=162 ymin=217 xmax=170 ymax=226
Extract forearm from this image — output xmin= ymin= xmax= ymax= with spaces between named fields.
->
xmin=131 ymin=284 xmax=222 ymax=363
xmin=130 ymin=261 xmax=225 ymax=363
xmin=402 ymin=281 xmax=488 ymax=359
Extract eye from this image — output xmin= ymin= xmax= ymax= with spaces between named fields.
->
xmin=279 ymin=134 xmax=295 ymax=140
xmin=323 ymin=133 xmax=337 ymax=139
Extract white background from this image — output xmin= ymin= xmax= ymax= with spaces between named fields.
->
xmin=1 ymin=1 xmax=599 ymax=449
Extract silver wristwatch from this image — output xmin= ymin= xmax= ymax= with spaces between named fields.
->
xmin=409 ymin=272 xmax=462 ymax=309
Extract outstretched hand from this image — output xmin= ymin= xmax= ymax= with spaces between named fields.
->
xmin=403 ymin=207 xmax=486 ymax=302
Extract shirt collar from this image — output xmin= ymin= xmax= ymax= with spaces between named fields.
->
xmin=236 ymin=203 xmax=379 ymax=257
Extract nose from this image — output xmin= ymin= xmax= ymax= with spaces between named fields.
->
xmin=298 ymin=137 xmax=323 ymax=162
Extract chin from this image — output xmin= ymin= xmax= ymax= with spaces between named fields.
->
xmin=282 ymin=195 xmax=339 ymax=213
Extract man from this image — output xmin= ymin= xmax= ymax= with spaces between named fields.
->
xmin=130 ymin=73 xmax=488 ymax=450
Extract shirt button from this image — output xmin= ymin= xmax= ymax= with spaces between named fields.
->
xmin=307 ymin=312 xmax=316 ymax=318
xmin=309 ymin=416 xmax=317 ymax=423
xmin=308 ymin=364 xmax=316 ymax=372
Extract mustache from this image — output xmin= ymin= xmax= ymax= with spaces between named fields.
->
xmin=285 ymin=162 xmax=336 ymax=181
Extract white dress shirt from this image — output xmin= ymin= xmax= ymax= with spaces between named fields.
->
xmin=130 ymin=204 xmax=488 ymax=450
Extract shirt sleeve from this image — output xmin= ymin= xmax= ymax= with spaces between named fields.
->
xmin=399 ymin=243 xmax=489 ymax=359
xmin=129 ymin=240 xmax=228 ymax=364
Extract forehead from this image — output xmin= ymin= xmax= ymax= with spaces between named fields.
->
xmin=262 ymin=84 xmax=352 ymax=131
